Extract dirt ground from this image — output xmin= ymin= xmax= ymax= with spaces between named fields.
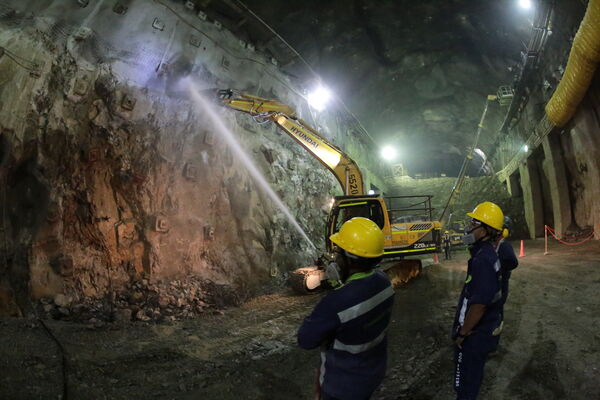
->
xmin=1 ymin=239 xmax=599 ymax=400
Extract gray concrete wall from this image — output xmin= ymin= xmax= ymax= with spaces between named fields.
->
xmin=519 ymin=158 xmax=545 ymax=239
xmin=497 ymin=77 xmax=600 ymax=240
xmin=505 ymin=172 xmax=521 ymax=198
xmin=560 ymin=83 xmax=600 ymax=239
xmin=542 ymin=131 xmax=572 ymax=235
xmin=490 ymin=1 xmax=598 ymax=240
xmin=537 ymin=154 xmax=555 ymax=229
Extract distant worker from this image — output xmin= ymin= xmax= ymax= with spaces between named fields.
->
xmin=494 ymin=216 xmax=519 ymax=332
xmin=452 ymin=202 xmax=504 ymax=400
xmin=297 ymin=217 xmax=394 ymax=400
xmin=444 ymin=231 xmax=452 ymax=260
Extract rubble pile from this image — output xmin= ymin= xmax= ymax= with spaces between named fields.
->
xmin=37 ymin=278 xmax=241 ymax=324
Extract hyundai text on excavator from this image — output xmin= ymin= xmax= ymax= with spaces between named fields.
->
xmin=213 ymin=89 xmax=442 ymax=292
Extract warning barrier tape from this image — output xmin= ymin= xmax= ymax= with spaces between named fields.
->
xmin=545 ymin=225 xmax=595 ymax=246
xmin=544 ymin=225 xmax=595 ymax=255
xmin=546 ymin=225 xmax=593 ymax=241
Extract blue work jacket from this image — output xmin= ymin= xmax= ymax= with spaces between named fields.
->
xmin=297 ymin=270 xmax=394 ymax=400
xmin=497 ymin=239 xmax=518 ymax=308
xmin=453 ymin=241 xmax=502 ymax=337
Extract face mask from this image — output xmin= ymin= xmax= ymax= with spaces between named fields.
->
xmin=461 ymin=233 xmax=477 ymax=245
xmin=462 ymin=222 xmax=481 ymax=245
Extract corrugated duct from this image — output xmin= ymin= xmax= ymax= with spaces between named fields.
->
xmin=545 ymin=0 xmax=600 ymax=127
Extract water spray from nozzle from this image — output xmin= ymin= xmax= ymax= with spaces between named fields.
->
xmin=187 ymin=82 xmax=317 ymax=253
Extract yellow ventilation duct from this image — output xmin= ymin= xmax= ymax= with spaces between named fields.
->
xmin=545 ymin=0 xmax=600 ymax=127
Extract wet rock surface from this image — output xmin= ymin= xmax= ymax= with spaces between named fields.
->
xmin=0 ymin=0 xmax=389 ymax=315
xmin=1 ymin=241 xmax=598 ymax=399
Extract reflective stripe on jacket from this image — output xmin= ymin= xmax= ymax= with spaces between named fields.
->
xmin=298 ymin=270 xmax=394 ymax=400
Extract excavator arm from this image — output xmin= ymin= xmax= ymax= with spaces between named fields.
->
xmin=211 ymin=89 xmax=439 ymax=292
xmin=215 ymin=89 xmax=364 ymax=196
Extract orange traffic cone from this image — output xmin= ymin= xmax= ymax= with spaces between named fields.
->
xmin=433 ymin=253 xmax=439 ymax=264
xmin=519 ymin=240 xmax=525 ymax=257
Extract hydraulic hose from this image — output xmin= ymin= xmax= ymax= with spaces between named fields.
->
xmin=545 ymin=0 xmax=600 ymax=127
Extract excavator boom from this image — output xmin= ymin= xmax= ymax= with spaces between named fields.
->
xmin=213 ymin=89 xmax=441 ymax=292
xmin=216 ymin=90 xmax=364 ymax=195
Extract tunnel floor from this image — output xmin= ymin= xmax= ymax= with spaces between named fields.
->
xmin=0 ymin=240 xmax=599 ymax=399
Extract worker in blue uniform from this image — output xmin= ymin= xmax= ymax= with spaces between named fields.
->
xmin=297 ymin=217 xmax=394 ymax=400
xmin=497 ymin=217 xmax=519 ymax=314
xmin=490 ymin=216 xmax=519 ymax=338
xmin=452 ymin=202 xmax=504 ymax=400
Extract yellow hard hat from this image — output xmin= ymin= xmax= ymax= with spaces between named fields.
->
xmin=444 ymin=231 xmax=449 ymax=234
xmin=329 ymin=217 xmax=384 ymax=258
xmin=467 ymin=202 xmax=504 ymax=231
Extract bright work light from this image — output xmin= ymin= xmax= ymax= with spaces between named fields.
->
xmin=368 ymin=189 xmax=375 ymax=195
xmin=307 ymin=86 xmax=332 ymax=111
xmin=523 ymin=144 xmax=529 ymax=152
xmin=381 ymin=146 xmax=397 ymax=161
xmin=518 ymin=0 xmax=532 ymax=9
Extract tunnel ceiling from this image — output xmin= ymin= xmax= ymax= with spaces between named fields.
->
xmin=197 ymin=0 xmax=532 ymax=175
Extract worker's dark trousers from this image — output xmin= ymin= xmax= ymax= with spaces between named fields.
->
xmin=454 ymin=332 xmax=499 ymax=400
xmin=445 ymin=247 xmax=451 ymax=260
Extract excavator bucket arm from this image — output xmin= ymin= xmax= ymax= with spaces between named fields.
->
xmin=215 ymin=89 xmax=364 ymax=195
xmin=217 ymin=89 xmax=296 ymax=116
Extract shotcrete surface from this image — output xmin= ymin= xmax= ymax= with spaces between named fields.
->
xmin=0 ymin=241 xmax=598 ymax=399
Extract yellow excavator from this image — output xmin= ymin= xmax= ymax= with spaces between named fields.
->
xmin=214 ymin=89 xmax=442 ymax=291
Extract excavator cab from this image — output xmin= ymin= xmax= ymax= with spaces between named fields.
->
xmin=326 ymin=194 xmax=441 ymax=289
xmin=328 ymin=195 xmax=441 ymax=258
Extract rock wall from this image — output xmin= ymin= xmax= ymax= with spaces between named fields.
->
xmin=0 ymin=0 xmax=389 ymax=316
